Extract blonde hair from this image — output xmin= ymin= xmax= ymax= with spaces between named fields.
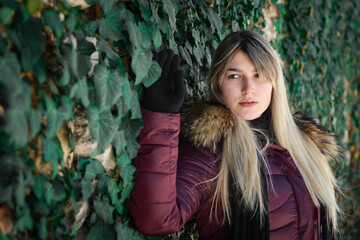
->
xmin=208 ymin=30 xmax=340 ymax=232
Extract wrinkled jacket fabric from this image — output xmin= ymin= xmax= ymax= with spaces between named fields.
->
xmin=128 ymin=101 xmax=339 ymax=239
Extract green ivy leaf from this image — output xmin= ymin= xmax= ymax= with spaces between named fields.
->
xmin=78 ymin=39 xmax=96 ymax=57
xmin=117 ymin=153 xmax=135 ymax=183
xmin=162 ymin=0 xmax=179 ymax=33
xmin=45 ymin=96 xmax=74 ymax=139
xmin=86 ymin=218 xmax=115 ymax=240
xmin=70 ymin=77 xmax=90 ymax=107
xmin=0 ymin=7 xmax=14 ymax=25
xmin=5 ymin=105 xmax=29 ymax=147
xmin=93 ymin=60 xmax=124 ymax=108
xmin=65 ymin=10 xmax=78 ymax=32
xmin=137 ymin=0 xmax=151 ymax=21
xmin=93 ymin=198 xmax=114 ymax=224
xmin=20 ymin=18 xmax=46 ymax=71
xmin=97 ymin=38 xmax=118 ymax=59
xmin=84 ymin=159 xmax=105 ymax=181
xmin=138 ymin=22 xmax=152 ymax=50
xmin=98 ymin=5 xmax=125 ymax=40
xmin=83 ymin=21 xmax=98 ymax=37
xmin=16 ymin=208 xmax=34 ymax=231
xmin=179 ymin=45 xmax=192 ymax=65
xmin=86 ymin=106 xmax=118 ymax=154
xmin=27 ymin=107 xmax=42 ymax=137
xmin=115 ymin=221 xmax=145 ymax=240
xmin=112 ymin=130 xmax=126 ymax=156
xmin=119 ymin=117 xmax=143 ymax=141
xmin=126 ymin=140 xmax=140 ymax=159
xmin=14 ymin=171 xmax=26 ymax=208
xmin=150 ymin=23 xmax=162 ymax=49
xmin=42 ymin=10 xmax=63 ymax=39
xmin=42 ymin=137 xmax=62 ymax=178
xmin=119 ymin=182 xmax=134 ymax=203
xmin=81 ymin=178 xmax=95 ymax=200
xmin=37 ymin=217 xmax=47 ymax=240
xmin=131 ymin=49 xmax=153 ymax=85
xmin=116 ymin=77 xmax=142 ymax=119
xmin=0 ymin=50 xmax=22 ymax=88
xmin=142 ymin=60 xmax=162 ymax=88
xmin=99 ymin=0 xmax=117 ymax=15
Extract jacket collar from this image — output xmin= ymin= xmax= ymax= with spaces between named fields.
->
xmin=180 ymin=99 xmax=339 ymax=161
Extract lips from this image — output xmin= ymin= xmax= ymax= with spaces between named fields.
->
xmin=239 ymin=100 xmax=257 ymax=108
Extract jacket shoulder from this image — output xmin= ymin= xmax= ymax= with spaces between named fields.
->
xmin=293 ymin=113 xmax=340 ymax=161
xmin=180 ymin=99 xmax=234 ymax=152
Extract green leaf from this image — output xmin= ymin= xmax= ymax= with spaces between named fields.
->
xmin=150 ymin=23 xmax=162 ymax=49
xmin=119 ymin=182 xmax=134 ymax=203
xmin=78 ymin=39 xmax=96 ymax=57
xmin=117 ymin=153 xmax=135 ymax=183
xmin=42 ymin=10 xmax=63 ymax=39
xmin=162 ymin=0 xmax=178 ymax=32
xmin=81 ymin=178 xmax=95 ymax=200
xmin=45 ymin=96 xmax=74 ymax=138
xmin=14 ymin=171 xmax=26 ymax=208
xmin=93 ymin=198 xmax=114 ymax=224
xmin=94 ymin=60 xmax=124 ymax=108
xmin=131 ymin=49 xmax=153 ymax=85
xmin=70 ymin=77 xmax=90 ymax=107
xmin=37 ymin=217 xmax=47 ymax=240
xmin=112 ymin=130 xmax=126 ymax=156
xmin=84 ymin=159 xmax=105 ymax=181
xmin=138 ymin=22 xmax=152 ymax=50
xmin=142 ymin=60 xmax=162 ymax=88
xmin=125 ymin=12 xmax=149 ymax=50
xmin=0 ymin=7 xmax=14 ymax=25
xmin=42 ymin=137 xmax=62 ymax=178
xmin=16 ymin=208 xmax=34 ymax=231
xmin=78 ymin=52 xmax=92 ymax=78
xmin=86 ymin=106 xmax=118 ymax=155
xmin=99 ymin=0 xmax=117 ymax=15
xmin=137 ymin=0 xmax=151 ymax=21
xmin=83 ymin=21 xmax=98 ymax=37
xmin=97 ymin=38 xmax=118 ymax=59
xmin=5 ymin=106 xmax=29 ymax=147
xmin=0 ymin=50 xmax=22 ymax=88
xmin=86 ymin=218 xmax=115 ymax=240
xmin=65 ymin=10 xmax=78 ymax=32
xmin=119 ymin=117 xmax=143 ymax=141
xmin=115 ymin=221 xmax=145 ymax=240
xmin=179 ymin=45 xmax=192 ymax=65
xmin=98 ymin=5 xmax=125 ymax=40
xmin=126 ymin=140 xmax=140 ymax=159
xmin=27 ymin=0 xmax=41 ymax=14
xmin=27 ymin=107 xmax=42 ymax=137
xmin=33 ymin=174 xmax=47 ymax=199
xmin=20 ymin=18 xmax=46 ymax=71
xmin=115 ymin=77 xmax=142 ymax=119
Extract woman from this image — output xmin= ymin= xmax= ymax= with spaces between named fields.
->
xmin=127 ymin=30 xmax=341 ymax=239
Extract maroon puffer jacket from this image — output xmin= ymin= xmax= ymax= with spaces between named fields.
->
xmin=127 ymin=106 xmax=330 ymax=239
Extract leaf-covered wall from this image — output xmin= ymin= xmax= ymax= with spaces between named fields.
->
xmin=0 ymin=0 xmax=358 ymax=239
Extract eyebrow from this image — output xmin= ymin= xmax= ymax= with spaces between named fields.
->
xmin=227 ymin=67 xmax=257 ymax=73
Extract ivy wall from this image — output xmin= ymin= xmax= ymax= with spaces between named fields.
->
xmin=0 ymin=0 xmax=358 ymax=239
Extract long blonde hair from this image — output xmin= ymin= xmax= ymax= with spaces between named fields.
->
xmin=208 ymin=30 xmax=340 ymax=232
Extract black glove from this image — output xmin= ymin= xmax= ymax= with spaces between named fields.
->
xmin=142 ymin=49 xmax=185 ymax=114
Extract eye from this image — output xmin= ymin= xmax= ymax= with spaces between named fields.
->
xmin=228 ymin=74 xmax=241 ymax=79
xmin=254 ymin=73 xmax=259 ymax=78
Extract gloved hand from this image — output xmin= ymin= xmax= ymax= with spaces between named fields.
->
xmin=142 ymin=49 xmax=185 ymax=114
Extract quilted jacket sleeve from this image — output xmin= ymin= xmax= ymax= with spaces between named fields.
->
xmin=127 ymin=108 xmax=217 ymax=236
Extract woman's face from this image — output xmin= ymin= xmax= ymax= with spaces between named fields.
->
xmin=220 ymin=50 xmax=273 ymax=120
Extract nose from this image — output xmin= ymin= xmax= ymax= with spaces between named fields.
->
xmin=242 ymin=77 xmax=255 ymax=95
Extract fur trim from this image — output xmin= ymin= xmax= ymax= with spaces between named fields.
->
xmin=293 ymin=113 xmax=340 ymax=161
xmin=180 ymin=100 xmax=339 ymax=161
xmin=180 ymin=99 xmax=234 ymax=152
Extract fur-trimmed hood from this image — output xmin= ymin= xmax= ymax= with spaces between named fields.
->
xmin=180 ymin=99 xmax=339 ymax=161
